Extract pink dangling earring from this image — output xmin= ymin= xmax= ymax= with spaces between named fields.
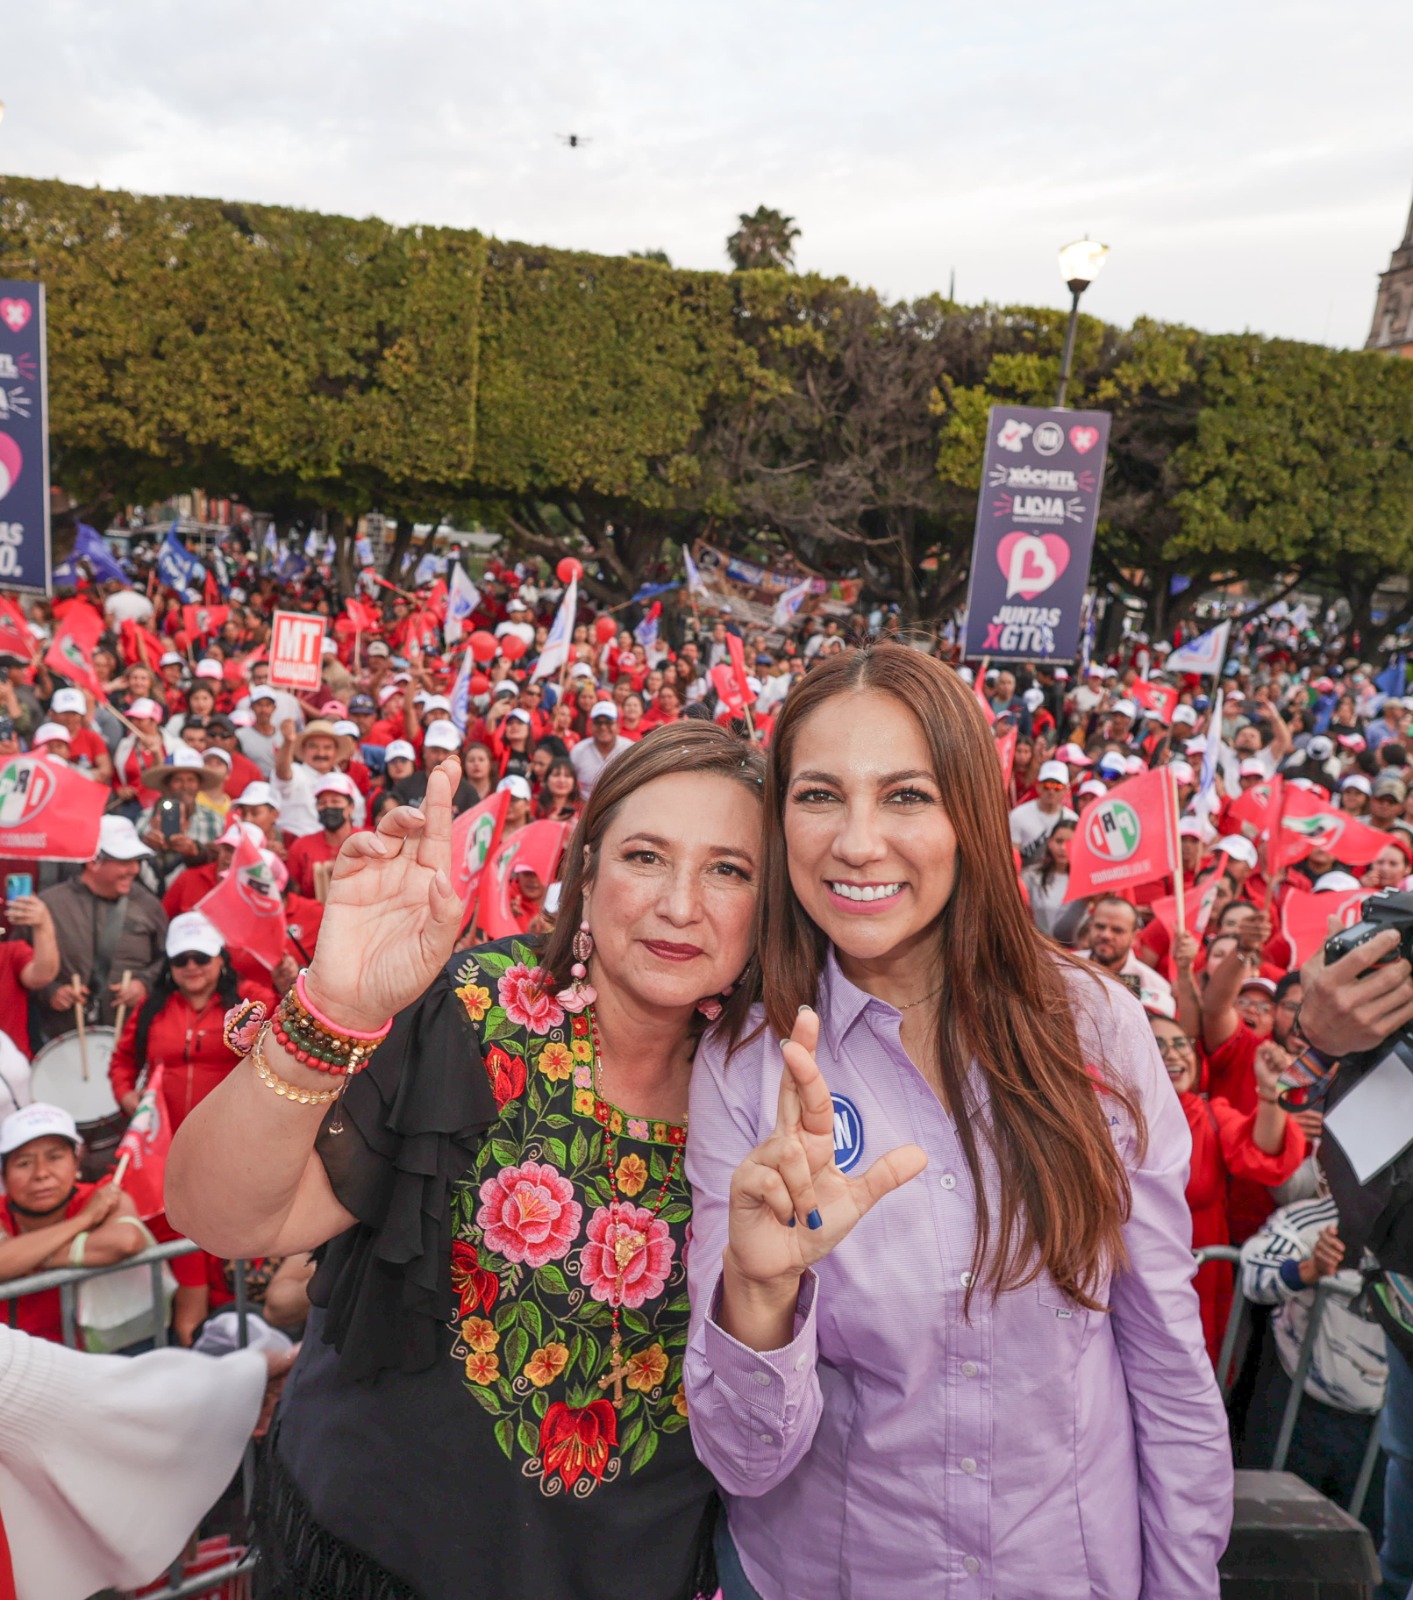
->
xmin=557 ymin=920 xmax=598 ymax=1013
xmin=696 ymin=979 xmax=735 ymax=1022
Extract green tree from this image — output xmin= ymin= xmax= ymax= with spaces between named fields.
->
xmin=726 ymin=207 xmax=800 ymax=272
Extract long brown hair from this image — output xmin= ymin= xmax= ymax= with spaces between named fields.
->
xmin=543 ymin=723 xmax=765 ymax=1036
xmin=759 ymin=643 xmax=1144 ymax=1311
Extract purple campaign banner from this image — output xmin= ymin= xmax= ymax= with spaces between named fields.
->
xmin=0 ymin=282 xmax=51 ymax=594
xmin=961 ymin=404 xmax=1110 ymax=662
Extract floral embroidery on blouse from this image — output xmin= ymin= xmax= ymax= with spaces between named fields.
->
xmin=448 ymin=944 xmax=692 ymax=1499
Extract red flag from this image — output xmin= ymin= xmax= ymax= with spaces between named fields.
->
xmin=196 ymin=832 xmax=287 ymax=971
xmin=973 ymin=676 xmax=995 ymax=727
xmin=0 ymin=596 xmax=34 ymax=662
xmin=450 ymin=790 xmax=509 ymax=912
xmin=424 ymin=578 xmax=449 ymax=625
xmin=345 ymin=597 xmax=379 ymax=634
xmin=1130 ymin=679 xmax=1179 ymax=723
xmin=44 ymin=606 xmax=106 ymax=696
xmin=1064 ymin=766 xmax=1177 ymax=901
xmin=994 ymin=726 xmax=1018 ymax=788
xmin=710 ymin=662 xmax=750 ymax=717
xmin=119 ymin=617 xmax=165 ymax=670
xmin=1231 ymin=778 xmax=1387 ymax=870
xmin=0 ymin=754 xmax=107 ymax=860
xmin=112 ymin=1065 xmax=172 ymax=1220
xmin=182 ymin=604 xmax=229 ymax=641
xmin=477 ymin=819 xmax=574 ymax=939
xmin=1280 ymin=885 xmax=1370 ymax=968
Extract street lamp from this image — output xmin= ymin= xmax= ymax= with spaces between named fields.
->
xmin=1054 ymin=238 xmax=1109 ymax=408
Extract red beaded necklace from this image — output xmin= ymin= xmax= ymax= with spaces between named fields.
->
xmin=589 ymin=1005 xmax=686 ymax=1408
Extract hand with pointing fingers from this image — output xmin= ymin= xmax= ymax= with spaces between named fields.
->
xmin=724 ymin=1005 xmax=928 ymax=1293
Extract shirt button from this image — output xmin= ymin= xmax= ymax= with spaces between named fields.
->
xmin=758 ymin=1432 xmax=774 ymax=1444
xmin=961 ymin=1361 xmax=979 ymax=1378
xmin=960 ymin=1457 xmax=977 ymax=1475
xmin=963 ymin=1556 xmax=981 ymax=1575
xmin=795 ymin=1354 xmax=810 ymax=1372
xmin=940 ymin=1173 xmax=957 ymax=1190
xmin=960 ymin=1271 xmax=973 ymax=1287
xmin=751 ymin=1371 xmax=772 ymax=1387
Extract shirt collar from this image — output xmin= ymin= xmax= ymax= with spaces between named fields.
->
xmin=819 ymin=945 xmax=902 ymax=1059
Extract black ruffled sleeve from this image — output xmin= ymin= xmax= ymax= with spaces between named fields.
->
xmin=306 ymin=955 xmax=499 ymax=1381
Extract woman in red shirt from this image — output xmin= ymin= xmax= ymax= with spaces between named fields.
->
xmin=1148 ymin=1007 xmax=1305 ymax=1368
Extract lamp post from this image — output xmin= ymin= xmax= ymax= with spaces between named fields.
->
xmin=1054 ymin=238 xmax=1109 ymax=407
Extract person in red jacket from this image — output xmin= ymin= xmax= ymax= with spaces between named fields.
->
xmin=284 ymin=771 xmax=361 ymax=899
xmin=1148 ymin=1004 xmax=1305 ymax=1368
xmin=108 ymin=912 xmax=273 ymax=1131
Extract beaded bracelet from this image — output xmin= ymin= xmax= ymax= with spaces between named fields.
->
xmin=269 ymin=971 xmax=393 ymax=1076
xmin=252 ymin=1030 xmax=347 ymax=1107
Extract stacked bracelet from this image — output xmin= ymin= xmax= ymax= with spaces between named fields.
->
xmin=268 ymin=970 xmax=393 ymax=1076
xmin=252 ymin=1029 xmax=347 ymax=1106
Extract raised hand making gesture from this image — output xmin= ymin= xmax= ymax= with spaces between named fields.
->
xmin=300 ymin=757 xmax=466 ymax=1034
xmin=719 ymin=1005 xmax=927 ymax=1351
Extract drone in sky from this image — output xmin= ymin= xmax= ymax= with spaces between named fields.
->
xmin=556 ymin=133 xmax=591 ymax=149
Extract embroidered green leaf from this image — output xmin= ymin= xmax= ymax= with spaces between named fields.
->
xmin=481 ymin=1015 xmax=524 ymax=1045
xmin=618 ymin=1411 xmax=645 ymax=1455
xmin=495 ymin=1377 xmax=514 ymax=1404
xmin=658 ymin=1203 xmax=692 ymax=1225
xmin=663 ymin=1294 xmax=691 ymax=1316
xmin=569 ymin=1127 xmax=589 ymax=1167
xmin=504 ymin=1326 xmax=529 ymax=1376
xmin=511 ymin=940 xmax=537 ymax=968
xmin=543 ymin=1113 xmax=572 ymax=1129
xmin=567 ymin=1384 xmax=595 ymax=1407
xmin=537 ymin=1262 xmax=570 ymax=1296
xmin=578 ymin=1301 xmax=613 ymax=1328
xmin=489 ymin=1137 xmax=518 ymax=1167
xmin=493 ymin=1417 xmax=514 ymax=1458
xmin=474 ymin=951 xmax=515 ymax=975
xmin=531 ymin=1388 xmax=549 ymax=1419
xmin=495 ymin=1300 xmax=519 ymax=1332
xmin=542 ymin=1136 xmax=568 ymax=1168
xmin=567 ymin=1330 xmax=586 ymax=1375
xmin=628 ymin=1429 xmax=659 ymax=1474
xmin=469 ymin=1385 xmax=503 ymax=1417
xmin=650 ymin=1150 xmax=669 ymax=1182
xmin=621 ymin=1307 xmax=650 ymax=1337
xmin=661 ymin=1412 xmax=689 ymax=1434
xmin=519 ymin=1300 xmax=543 ymax=1343
xmin=517 ymin=1419 xmax=540 ymax=1458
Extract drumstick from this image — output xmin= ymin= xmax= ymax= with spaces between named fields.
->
xmin=112 ymin=969 xmax=133 ymax=1042
xmin=72 ymin=972 xmax=89 ymax=1081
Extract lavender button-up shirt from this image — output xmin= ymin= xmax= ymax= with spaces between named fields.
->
xmin=684 ymin=953 xmax=1231 ymax=1599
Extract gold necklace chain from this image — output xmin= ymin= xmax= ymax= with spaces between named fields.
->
xmin=897 ymin=979 xmax=945 ymax=1011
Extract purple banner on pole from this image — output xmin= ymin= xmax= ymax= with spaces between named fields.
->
xmin=0 ymin=282 xmax=51 ymax=594
xmin=961 ymin=404 xmax=1110 ymax=662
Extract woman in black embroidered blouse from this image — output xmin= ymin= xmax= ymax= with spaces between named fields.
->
xmin=167 ymin=726 xmax=764 ymax=1600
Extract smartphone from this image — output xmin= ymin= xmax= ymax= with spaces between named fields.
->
xmin=159 ymin=797 xmax=182 ymax=839
xmin=4 ymin=873 xmax=32 ymax=904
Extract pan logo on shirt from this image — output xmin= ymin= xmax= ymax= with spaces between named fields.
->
xmin=831 ymin=1094 xmax=864 ymax=1173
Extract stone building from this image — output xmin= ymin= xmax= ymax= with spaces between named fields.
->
xmin=1366 ymin=188 xmax=1413 ymax=357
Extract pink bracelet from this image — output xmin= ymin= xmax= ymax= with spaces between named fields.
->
xmin=295 ymin=971 xmax=393 ymax=1042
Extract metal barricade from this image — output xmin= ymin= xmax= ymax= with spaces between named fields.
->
xmin=0 ymin=1245 xmax=259 ymax=1599
xmin=1195 ymin=1243 xmax=1383 ymax=1522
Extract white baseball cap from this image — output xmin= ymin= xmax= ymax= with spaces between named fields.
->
xmin=1313 ymin=871 xmax=1363 ymax=892
xmin=1055 ymin=743 xmax=1092 ymax=767
xmin=166 ymin=911 xmax=224 ymax=960
xmin=204 ymin=746 xmax=232 ymax=769
xmin=956 ymin=667 xmax=975 ymax=685
xmin=497 ymin=775 xmax=532 ymax=800
xmin=217 ymin=819 xmax=265 ymax=849
xmin=1178 ymin=816 xmax=1205 ymax=839
xmin=421 ymin=695 xmax=453 ymax=713
xmin=31 ymin=722 xmax=70 ymax=747
xmin=385 ymin=739 xmax=416 ymax=764
xmin=1340 ymin=774 xmax=1373 ymax=796
xmin=96 ymin=814 xmax=154 ymax=861
xmin=1238 ymin=758 xmax=1267 ymax=778
xmin=195 ymin=659 xmax=223 ymax=680
xmin=249 ymin=686 xmax=277 ymax=704
xmin=1169 ymin=760 xmax=1196 ymax=784
xmin=127 ymin=697 xmax=163 ymax=721
xmin=506 ymin=708 xmax=533 ymax=724
xmin=1172 ymin=705 xmax=1198 ymax=727
xmin=160 ymin=651 xmax=184 ymax=667
xmin=589 ymin=702 xmax=620 ymax=721
xmin=1213 ymin=834 xmax=1258 ymax=867
xmin=50 ymin=687 xmax=86 ymax=715
xmin=313 ymin=770 xmax=360 ymax=800
xmin=377 ymin=684 xmax=403 ymax=706
xmin=491 ymin=682 xmax=518 ymax=699
xmin=235 ymin=781 xmax=279 ymax=809
xmin=1037 ymin=760 xmax=1069 ymax=785
xmin=331 ymin=719 xmax=360 ymax=739
xmin=321 ymin=637 xmax=338 ymax=656
xmin=1111 ymin=699 xmax=1137 ymax=720
xmin=0 ymin=1103 xmax=81 ymax=1159
xmin=424 ymin=723 xmax=462 ymax=752
xmin=1077 ymin=779 xmax=1108 ymax=799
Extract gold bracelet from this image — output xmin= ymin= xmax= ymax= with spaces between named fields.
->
xmin=252 ymin=1034 xmax=347 ymax=1107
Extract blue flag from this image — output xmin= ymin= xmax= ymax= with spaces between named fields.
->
xmin=630 ymin=580 xmax=680 ymax=605
xmin=158 ymin=528 xmax=206 ymax=602
xmin=277 ymin=547 xmax=310 ymax=583
xmin=53 ymin=524 xmax=129 ymax=588
xmin=450 ymin=649 xmax=472 ymax=733
xmin=1376 ymin=655 xmax=1406 ymax=700
xmin=262 ymin=527 xmax=279 ymax=572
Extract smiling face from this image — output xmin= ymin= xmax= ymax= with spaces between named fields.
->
xmin=783 ymin=690 xmax=957 ymax=981
xmin=1150 ymin=1015 xmax=1199 ymax=1095
xmin=582 ymin=770 xmax=760 ymax=1015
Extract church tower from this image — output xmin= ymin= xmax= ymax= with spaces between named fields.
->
xmin=1366 ymin=188 xmax=1413 ymax=356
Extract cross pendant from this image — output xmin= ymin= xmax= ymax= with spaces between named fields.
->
xmin=598 ymin=1329 xmax=631 ymax=1409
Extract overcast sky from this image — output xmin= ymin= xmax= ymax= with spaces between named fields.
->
xmin=5 ymin=1 xmax=1411 ymax=349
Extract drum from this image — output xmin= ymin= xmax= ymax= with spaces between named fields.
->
xmin=29 ymin=1028 xmax=126 ymax=1179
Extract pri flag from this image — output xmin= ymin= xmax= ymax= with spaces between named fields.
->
xmin=1064 ymin=766 xmax=1177 ymax=902
xmin=0 ymin=754 xmax=107 ymax=860
xmin=196 ymin=833 xmax=287 ymax=971
xmin=1229 ymin=779 xmax=1388 ymax=871
xmin=181 ymin=604 xmax=229 ymax=642
xmin=1130 ymin=678 xmax=1179 ymax=724
xmin=477 ymin=818 xmax=573 ymax=940
xmin=1281 ymin=885 xmax=1370 ymax=969
xmin=450 ymin=789 xmax=510 ymax=913
xmin=118 ymin=617 xmax=165 ymax=670
xmin=1166 ymin=621 xmax=1231 ymax=677
xmin=0 ymin=596 xmax=34 ymax=662
xmin=113 ymin=1065 xmax=172 ymax=1220
xmin=994 ymin=726 xmax=1018 ymax=788
xmin=44 ymin=605 xmax=106 ymax=696
xmin=345 ymin=596 xmax=380 ymax=635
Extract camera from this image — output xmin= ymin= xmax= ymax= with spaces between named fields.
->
xmin=1323 ymin=888 xmax=1413 ymax=973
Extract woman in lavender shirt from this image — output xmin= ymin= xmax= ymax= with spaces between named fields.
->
xmin=684 ymin=643 xmax=1231 ymax=1600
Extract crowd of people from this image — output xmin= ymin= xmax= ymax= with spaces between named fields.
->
xmin=0 ymin=537 xmax=1411 ymax=1597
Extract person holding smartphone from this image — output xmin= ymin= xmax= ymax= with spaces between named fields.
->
xmin=0 ymin=887 xmax=60 ymax=1062
xmin=136 ymin=750 xmax=226 ymax=882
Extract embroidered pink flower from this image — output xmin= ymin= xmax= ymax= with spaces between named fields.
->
xmin=497 ymin=964 xmax=565 ymax=1035
xmin=579 ymin=1200 xmax=676 ymax=1308
xmin=477 ymin=1161 xmax=582 ymax=1268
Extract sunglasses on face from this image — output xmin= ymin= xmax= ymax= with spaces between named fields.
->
xmin=171 ymin=951 xmax=215 ymax=969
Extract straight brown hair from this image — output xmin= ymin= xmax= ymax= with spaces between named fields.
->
xmin=759 ymin=643 xmax=1144 ymax=1311
xmin=543 ymin=722 xmax=765 ymax=1037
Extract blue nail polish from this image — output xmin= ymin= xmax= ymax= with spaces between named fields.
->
xmin=787 ymin=1216 xmax=797 ymax=1228
xmin=807 ymin=1209 xmax=823 ymax=1230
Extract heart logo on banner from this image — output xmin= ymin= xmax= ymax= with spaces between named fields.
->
xmin=0 ymin=300 xmax=31 ymax=335
xmin=0 ymin=434 xmax=21 ymax=502
xmin=1069 ymin=425 xmax=1099 ymax=454
xmin=997 ymin=532 xmax=1069 ymax=600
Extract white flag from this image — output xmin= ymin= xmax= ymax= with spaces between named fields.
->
xmin=683 ymin=545 xmax=708 ymax=598
xmin=772 ymin=576 xmax=812 ymax=630
xmin=1166 ymin=620 xmax=1231 ymax=677
xmin=444 ymin=564 xmax=482 ymax=646
xmin=532 ymin=576 xmax=578 ymax=682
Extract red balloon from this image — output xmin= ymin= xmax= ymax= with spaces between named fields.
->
xmin=498 ymin=634 xmax=528 ymax=662
xmin=173 ymin=630 xmax=191 ymax=652
xmin=593 ymin=614 xmax=616 ymax=644
xmin=468 ymin=671 xmax=490 ymax=696
xmin=468 ymin=629 xmax=498 ymax=663
xmin=556 ymin=557 xmax=584 ymax=585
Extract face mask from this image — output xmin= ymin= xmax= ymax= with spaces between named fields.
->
xmin=318 ymin=806 xmax=346 ymax=832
